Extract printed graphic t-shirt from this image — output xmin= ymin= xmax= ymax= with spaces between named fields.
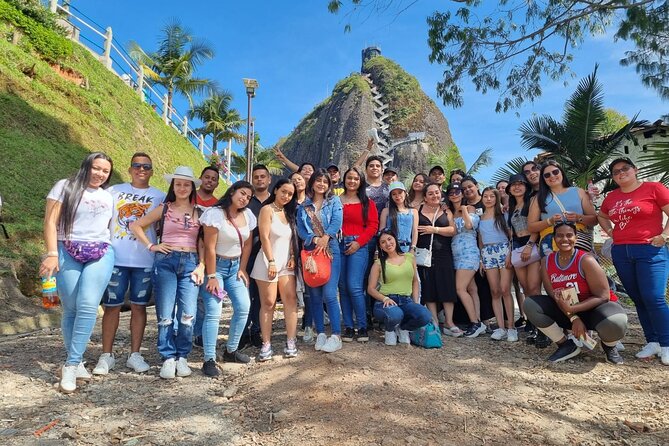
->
xmin=107 ymin=183 xmax=165 ymax=267
xmin=600 ymin=182 xmax=669 ymax=245
xmin=47 ymin=179 xmax=113 ymax=243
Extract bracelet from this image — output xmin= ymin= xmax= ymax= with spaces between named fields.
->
xmin=268 ymin=259 xmax=275 ymax=264
xmin=578 ymin=215 xmax=583 ymax=223
xmin=146 ymin=243 xmax=154 ymax=251
xmin=547 ymin=217 xmax=554 ymax=227
xmin=382 ymin=296 xmax=389 ymax=302
xmin=207 ymin=274 xmax=217 ymax=279
xmin=45 ymin=251 xmax=59 ymax=257
xmin=569 ymin=314 xmax=580 ymax=322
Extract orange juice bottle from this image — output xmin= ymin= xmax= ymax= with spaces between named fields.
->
xmin=41 ymin=276 xmax=60 ymax=308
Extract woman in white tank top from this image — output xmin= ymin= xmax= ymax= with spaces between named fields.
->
xmin=251 ymin=179 xmax=299 ymax=361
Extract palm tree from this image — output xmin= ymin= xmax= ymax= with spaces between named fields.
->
xmin=490 ymin=156 xmax=534 ymax=185
xmin=230 ymin=134 xmax=284 ymax=177
xmin=639 ymin=141 xmax=669 ymax=186
xmin=129 ymin=20 xmax=215 ymax=117
xmin=519 ymin=65 xmax=645 ymax=188
xmin=427 ymin=145 xmax=492 ymax=181
xmin=189 ymin=90 xmax=244 ymax=154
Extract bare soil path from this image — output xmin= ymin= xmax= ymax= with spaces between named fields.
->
xmin=1 ymin=305 xmax=667 ymax=445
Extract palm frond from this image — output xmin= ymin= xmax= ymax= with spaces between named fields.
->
xmin=638 ymin=142 xmax=669 ymax=186
xmin=490 ymin=156 xmax=532 ymax=185
xmin=466 ymin=148 xmax=493 ymax=176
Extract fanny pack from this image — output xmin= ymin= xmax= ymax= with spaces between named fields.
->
xmin=63 ymin=240 xmax=109 ymax=263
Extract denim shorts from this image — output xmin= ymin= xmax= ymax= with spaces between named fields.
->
xmin=481 ymin=241 xmax=509 ymax=270
xmin=102 ymin=265 xmax=153 ymax=306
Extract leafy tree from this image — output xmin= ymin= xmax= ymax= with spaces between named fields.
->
xmin=230 ymin=134 xmax=284 ymax=177
xmin=328 ymin=1 xmax=669 ymax=111
xmin=519 ymin=66 xmax=644 ymax=188
xmin=602 ymin=109 xmax=630 ymax=136
xmin=129 ymin=20 xmax=215 ymax=117
xmin=427 ymin=145 xmax=491 ymax=180
xmin=189 ymin=90 xmax=244 ymax=154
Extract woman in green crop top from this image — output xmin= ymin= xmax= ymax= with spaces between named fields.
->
xmin=368 ymin=230 xmax=433 ymax=346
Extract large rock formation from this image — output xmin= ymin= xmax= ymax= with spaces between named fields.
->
xmin=277 ymin=49 xmax=462 ymax=177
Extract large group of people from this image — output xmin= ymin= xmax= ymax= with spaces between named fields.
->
xmin=39 ymin=147 xmax=669 ymax=394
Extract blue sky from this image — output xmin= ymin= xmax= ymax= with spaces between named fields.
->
xmin=69 ymin=1 xmax=667 ymax=183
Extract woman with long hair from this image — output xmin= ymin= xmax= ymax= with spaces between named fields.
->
xmin=296 ymin=168 xmax=344 ymax=353
xmin=368 ymin=230 xmax=433 ymax=345
xmin=417 ymin=183 xmax=458 ymax=329
xmin=446 ymin=182 xmax=486 ymax=338
xmin=251 ymin=179 xmax=300 ymax=361
xmin=130 ymin=166 xmax=205 ymax=379
xmin=524 ymin=222 xmax=627 ymax=364
xmin=380 ymin=181 xmax=418 ymax=253
xmin=527 ymin=160 xmax=597 ymax=256
xmin=408 ymin=173 xmax=429 ymax=208
xmin=289 ymin=171 xmax=311 ymax=341
xmin=479 ymin=187 xmax=516 ymax=342
xmin=338 ymin=167 xmax=379 ymax=342
xmin=289 ymin=171 xmax=307 ymax=205
xmin=40 ymin=152 xmax=115 ymax=393
xmin=196 ymin=181 xmax=256 ymax=375
xmin=599 ymin=157 xmax=669 ymax=364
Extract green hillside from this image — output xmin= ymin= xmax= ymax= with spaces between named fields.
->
xmin=0 ymin=21 xmax=212 ymax=294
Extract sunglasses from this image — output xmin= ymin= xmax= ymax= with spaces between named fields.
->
xmin=543 ymin=169 xmax=561 ymax=179
xmin=612 ymin=165 xmax=633 ymax=176
xmin=131 ymin=162 xmax=153 ymax=170
xmin=447 ymin=189 xmax=462 ymax=196
xmin=523 ymin=165 xmax=539 ymax=175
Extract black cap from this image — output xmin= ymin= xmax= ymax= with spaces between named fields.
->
xmin=429 ymin=165 xmax=445 ymax=175
xmin=608 ymin=157 xmax=636 ymax=173
xmin=446 ymin=182 xmax=462 ymax=193
xmin=326 ymin=164 xmax=339 ymax=172
xmin=383 ymin=166 xmax=398 ymax=175
xmin=505 ymin=174 xmax=528 ymax=195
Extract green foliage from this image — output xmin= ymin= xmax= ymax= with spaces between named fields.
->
xmin=0 ymin=37 xmax=211 ymax=293
xmin=333 ymin=73 xmax=370 ymax=96
xmin=230 ymin=139 xmax=284 ymax=177
xmin=0 ymin=0 xmax=72 ymax=62
xmin=519 ymin=66 xmax=644 ymax=188
xmin=427 ymin=144 xmax=465 ymax=175
xmin=189 ymin=89 xmax=244 ymax=154
xmin=6 ymin=0 xmax=64 ymax=33
xmin=601 ymin=109 xmax=630 ymax=136
xmin=490 ymin=156 xmax=533 ymax=185
xmin=638 ymin=141 xmax=669 ymax=186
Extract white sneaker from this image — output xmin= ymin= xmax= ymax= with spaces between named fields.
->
xmin=506 ymin=328 xmax=519 ymax=342
xmin=160 ymin=358 xmax=176 ymax=379
xmin=92 ymin=353 xmax=115 ymax=375
xmin=303 ymin=326 xmax=315 ymax=343
xmin=615 ymin=340 xmax=625 ymax=351
xmin=491 ymin=328 xmax=507 ymax=341
xmin=384 ymin=331 xmax=398 ymax=346
xmin=636 ymin=342 xmax=661 ymax=359
xmin=175 ymin=357 xmax=192 ymax=377
xmin=397 ymin=329 xmax=411 ymax=345
xmin=443 ymin=326 xmax=464 ymax=337
xmin=76 ymin=362 xmax=92 ymax=380
xmin=661 ymin=347 xmax=669 ymax=366
xmin=60 ymin=364 xmax=77 ymax=393
xmin=314 ymin=333 xmax=328 ymax=351
xmin=322 ymin=335 xmax=342 ymax=353
xmin=126 ymin=352 xmax=150 ymax=373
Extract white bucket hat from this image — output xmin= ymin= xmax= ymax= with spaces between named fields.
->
xmin=164 ymin=166 xmax=202 ymax=187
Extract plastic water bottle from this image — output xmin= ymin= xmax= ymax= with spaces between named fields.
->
xmin=41 ymin=276 xmax=60 ymax=308
xmin=587 ymin=179 xmax=597 ymax=201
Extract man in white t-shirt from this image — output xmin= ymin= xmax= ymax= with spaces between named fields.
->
xmin=93 ymin=152 xmax=166 ymax=375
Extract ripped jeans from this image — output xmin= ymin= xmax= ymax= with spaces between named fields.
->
xmin=153 ymin=251 xmax=200 ymax=360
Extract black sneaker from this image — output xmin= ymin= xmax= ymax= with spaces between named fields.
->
xmin=524 ymin=320 xmax=535 ymax=333
xmin=535 ymin=331 xmax=552 ymax=349
xmin=514 ymin=316 xmax=527 ymax=328
xmin=192 ymin=335 xmax=203 ymax=349
xmin=602 ymin=342 xmax=624 ymax=365
xmin=201 ymin=359 xmax=219 ymax=377
xmin=463 ymin=321 xmax=486 ymax=338
xmin=342 ymin=327 xmax=355 ymax=343
xmin=222 ymin=349 xmax=251 ymax=364
xmin=548 ymin=339 xmax=581 ymax=363
xmin=357 ymin=328 xmax=369 ymax=342
xmin=250 ymin=331 xmax=263 ymax=348
xmin=525 ymin=329 xmax=537 ymax=344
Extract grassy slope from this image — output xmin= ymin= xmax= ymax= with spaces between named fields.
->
xmin=0 ymin=26 xmax=212 ymax=294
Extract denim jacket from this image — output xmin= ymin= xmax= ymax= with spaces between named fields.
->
xmin=297 ymin=196 xmax=343 ymax=247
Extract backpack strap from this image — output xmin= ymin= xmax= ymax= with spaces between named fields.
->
xmin=156 ymin=203 xmax=169 ymax=243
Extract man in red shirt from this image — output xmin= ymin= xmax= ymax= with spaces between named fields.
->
xmin=196 ymin=166 xmax=220 ymax=208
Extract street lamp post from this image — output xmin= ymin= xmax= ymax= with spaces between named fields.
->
xmin=243 ymin=78 xmax=259 ymax=180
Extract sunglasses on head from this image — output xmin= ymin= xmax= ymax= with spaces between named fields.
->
xmin=447 ymin=189 xmax=462 ymax=196
xmin=612 ymin=165 xmax=633 ymax=176
xmin=543 ymin=168 xmax=561 ymax=179
xmin=523 ymin=165 xmax=539 ymax=175
xmin=131 ymin=162 xmax=153 ymax=170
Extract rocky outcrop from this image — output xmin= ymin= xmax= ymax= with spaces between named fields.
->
xmin=277 ymin=52 xmax=461 ymax=176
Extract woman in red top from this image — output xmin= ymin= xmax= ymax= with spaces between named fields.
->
xmin=599 ymin=157 xmax=669 ymax=365
xmin=524 ymin=222 xmax=627 ymax=364
xmin=339 ymin=167 xmax=379 ymax=342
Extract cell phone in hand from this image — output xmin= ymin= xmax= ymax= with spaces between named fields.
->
xmin=561 ymin=287 xmax=579 ymax=305
xmin=367 ymin=128 xmax=380 ymax=143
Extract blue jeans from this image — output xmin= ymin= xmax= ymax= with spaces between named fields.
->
xmin=339 ymin=236 xmax=369 ymax=329
xmin=102 ymin=266 xmax=153 ymax=307
xmin=372 ymin=294 xmax=432 ymax=332
xmin=57 ymin=242 xmax=114 ymax=365
xmin=612 ymin=244 xmax=669 ymax=346
xmin=199 ymin=257 xmax=250 ymax=357
xmin=306 ymin=239 xmax=342 ymax=335
xmin=153 ymin=251 xmax=200 ymax=360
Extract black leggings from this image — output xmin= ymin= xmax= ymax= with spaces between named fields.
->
xmin=524 ymin=295 xmax=627 ymax=343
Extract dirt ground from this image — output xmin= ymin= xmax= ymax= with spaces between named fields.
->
xmin=1 ymin=303 xmax=668 ymax=446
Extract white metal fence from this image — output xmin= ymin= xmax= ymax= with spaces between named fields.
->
xmin=47 ymin=0 xmax=239 ymax=183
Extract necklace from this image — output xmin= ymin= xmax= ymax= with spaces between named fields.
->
xmin=271 ymin=202 xmax=284 ymax=211
xmin=558 ymin=250 xmax=575 ymax=263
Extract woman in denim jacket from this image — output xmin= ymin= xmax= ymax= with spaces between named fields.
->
xmin=297 ymin=168 xmax=343 ymax=353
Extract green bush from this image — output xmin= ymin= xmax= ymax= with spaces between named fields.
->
xmin=6 ymin=0 xmax=65 ymax=34
xmin=0 ymin=0 xmax=72 ymax=62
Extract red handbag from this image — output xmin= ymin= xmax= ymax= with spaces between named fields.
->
xmin=301 ymin=249 xmax=331 ymax=288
